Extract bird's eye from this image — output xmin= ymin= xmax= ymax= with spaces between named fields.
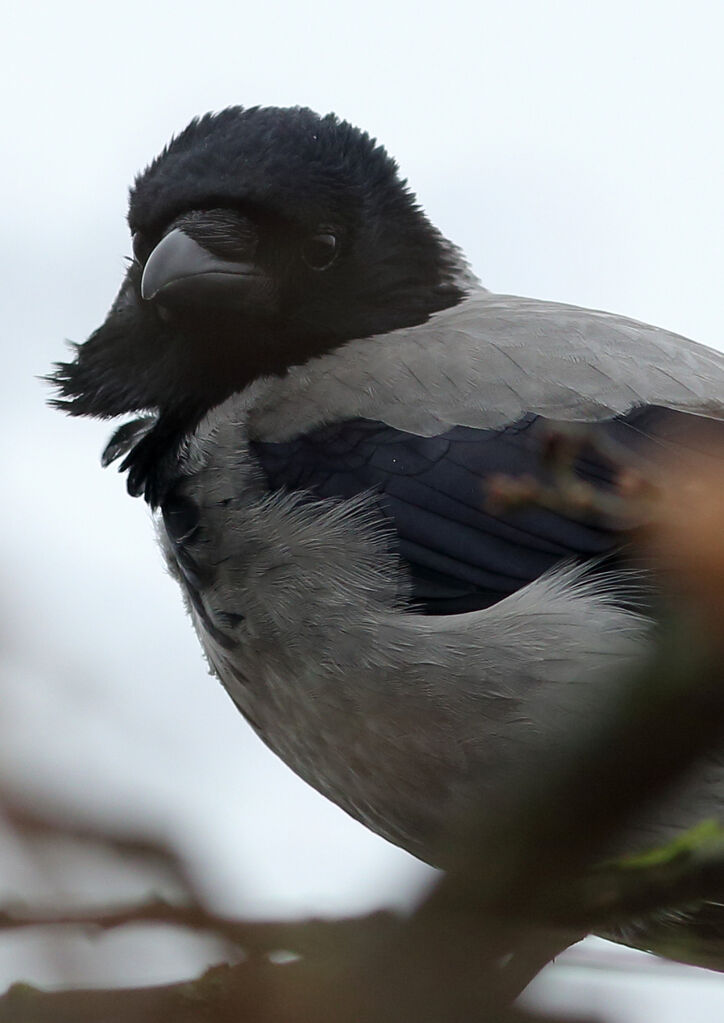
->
xmin=302 ymin=232 xmax=338 ymax=271
xmin=131 ymin=231 xmax=151 ymax=264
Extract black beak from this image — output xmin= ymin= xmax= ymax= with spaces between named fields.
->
xmin=141 ymin=228 xmax=274 ymax=310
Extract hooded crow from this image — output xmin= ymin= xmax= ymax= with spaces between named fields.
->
xmin=53 ymin=106 xmax=724 ymax=953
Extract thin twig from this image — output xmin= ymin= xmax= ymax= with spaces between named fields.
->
xmin=0 ymin=897 xmax=401 ymax=959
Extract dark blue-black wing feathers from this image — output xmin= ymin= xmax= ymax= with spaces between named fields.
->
xmin=251 ymin=406 xmax=722 ymax=614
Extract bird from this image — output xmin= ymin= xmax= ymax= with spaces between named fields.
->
xmin=52 ymin=105 xmax=724 ymax=953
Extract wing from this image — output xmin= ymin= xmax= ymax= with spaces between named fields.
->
xmin=251 ymin=405 xmax=724 ymax=614
xmin=246 ymin=287 xmax=724 ymax=612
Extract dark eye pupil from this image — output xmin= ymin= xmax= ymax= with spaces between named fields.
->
xmin=303 ymin=233 xmax=337 ymax=270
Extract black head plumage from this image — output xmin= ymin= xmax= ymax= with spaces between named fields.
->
xmin=131 ymin=106 xmax=403 ymax=238
xmin=128 ymin=106 xmax=470 ymax=332
xmin=50 ymin=105 xmax=473 ymax=504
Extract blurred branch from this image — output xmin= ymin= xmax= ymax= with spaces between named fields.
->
xmin=0 ymin=897 xmax=400 ymax=962
xmin=0 ymin=957 xmax=587 ymax=1023
xmin=0 ymin=788 xmax=198 ymax=901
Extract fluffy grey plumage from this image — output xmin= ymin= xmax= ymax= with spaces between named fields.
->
xmin=52 ymin=105 xmax=724 ymax=959
xmin=160 ymin=314 xmax=724 ymax=860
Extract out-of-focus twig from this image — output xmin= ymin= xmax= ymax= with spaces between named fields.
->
xmin=0 ymin=897 xmax=400 ymax=961
xmin=0 ymin=787 xmax=198 ymax=901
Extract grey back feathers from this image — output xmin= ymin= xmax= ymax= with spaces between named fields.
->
xmin=247 ymin=288 xmax=724 ymax=442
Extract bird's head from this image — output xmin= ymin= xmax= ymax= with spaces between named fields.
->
xmin=50 ymin=105 xmax=473 ymax=501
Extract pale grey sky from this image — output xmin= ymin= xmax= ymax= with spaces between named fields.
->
xmin=2 ymin=1 xmax=724 ymax=1016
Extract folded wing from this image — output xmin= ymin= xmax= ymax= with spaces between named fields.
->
xmin=252 ymin=405 xmax=724 ymax=614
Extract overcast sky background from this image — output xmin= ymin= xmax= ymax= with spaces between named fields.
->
xmin=2 ymin=1 xmax=724 ymax=1018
